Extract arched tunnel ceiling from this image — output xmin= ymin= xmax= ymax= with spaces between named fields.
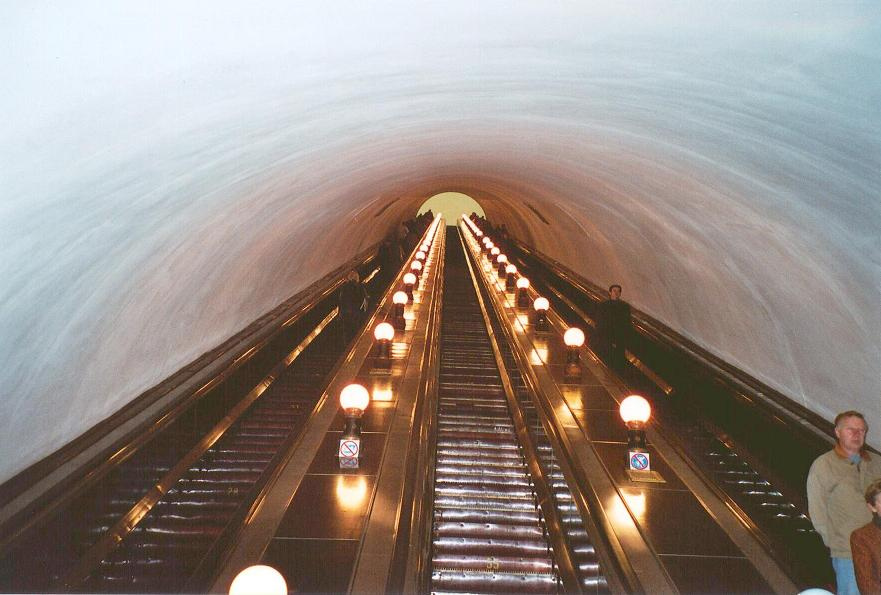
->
xmin=1 ymin=2 xmax=879 ymax=483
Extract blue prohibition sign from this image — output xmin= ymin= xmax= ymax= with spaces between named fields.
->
xmin=340 ymin=440 xmax=359 ymax=457
xmin=630 ymin=453 xmax=649 ymax=470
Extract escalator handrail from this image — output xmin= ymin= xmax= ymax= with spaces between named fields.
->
xmin=0 ymin=246 xmax=380 ymax=554
xmin=384 ymin=229 xmax=446 ymax=595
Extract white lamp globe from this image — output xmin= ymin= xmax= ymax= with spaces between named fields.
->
xmin=403 ymin=273 xmax=417 ymax=286
xmin=619 ymin=395 xmax=651 ymax=424
xmin=393 ymin=291 xmax=408 ymax=305
xmin=516 ymin=277 xmax=530 ymax=289
xmin=374 ymin=322 xmax=395 ymax=342
xmin=564 ymin=328 xmax=585 ymax=348
xmin=533 ymin=297 xmax=550 ymax=311
xmin=340 ymin=384 xmax=370 ymax=412
xmin=505 ymin=264 xmax=517 ymax=275
xmin=229 ymin=565 xmax=287 ymax=595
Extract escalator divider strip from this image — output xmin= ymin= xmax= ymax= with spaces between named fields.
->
xmin=210 ymin=218 xmax=445 ymax=593
xmin=349 ymin=223 xmax=446 ymax=595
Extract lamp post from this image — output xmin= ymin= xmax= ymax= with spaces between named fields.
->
xmin=392 ymin=291 xmax=408 ymax=331
xmin=563 ymin=327 xmax=585 ymax=379
xmin=373 ymin=322 xmax=394 ymax=369
xmin=410 ymin=259 xmax=423 ymax=279
xmin=533 ymin=297 xmax=550 ymax=331
xmin=339 ymin=383 xmax=370 ymax=468
xmin=516 ymin=277 xmax=531 ymax=308
xmin=403 ymin=272 xmax=417 ymax=299
xmin=505 ymin=264 xmax=518 ymax=291
xmin=620 ymin=395 xmax=652 ymax=472
xmin=496 ymin=254 xmax=508 ymax=279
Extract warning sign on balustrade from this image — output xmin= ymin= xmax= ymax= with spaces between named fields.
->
xmin=629 ymin=450 xmax=650 ymax=471
xmin=339 ymin=438 xmax=361 ymax=459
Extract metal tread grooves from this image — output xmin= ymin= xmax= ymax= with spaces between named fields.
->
xmin=430 ymin=238 xmax=560 ymax=594
xmin=475 ymin=250 xmax=609 ymax=593
xmin=78 ymin=324 xmax=345 ymax=593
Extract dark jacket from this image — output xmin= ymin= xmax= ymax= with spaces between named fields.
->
xmin=339 ymin=280 xmax=366 ymax=317
xmin=591 ymin=298 xmax=632 ymax=348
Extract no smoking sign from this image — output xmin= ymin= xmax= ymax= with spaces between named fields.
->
xmin=339 ymin=438 xmax=361 ymax=459
xmin=629 ymin=451 xmax=650 ymax=471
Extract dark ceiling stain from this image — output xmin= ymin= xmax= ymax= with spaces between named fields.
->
xmin=527 ymin=203 xmax=550 ymax=225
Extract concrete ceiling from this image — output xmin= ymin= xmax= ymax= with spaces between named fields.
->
xmin=1 ymin=1 xmax=878 ymax=483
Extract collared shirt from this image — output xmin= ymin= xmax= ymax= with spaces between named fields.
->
xmin=807 ymin=446 xmax=881 ymax=558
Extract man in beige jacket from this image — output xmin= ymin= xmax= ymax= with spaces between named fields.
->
xmin=807 ymin=411 xmax=881 ymax=595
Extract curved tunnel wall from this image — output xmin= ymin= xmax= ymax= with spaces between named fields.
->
xmin=1 ymin=2 xmax=878 ymax=483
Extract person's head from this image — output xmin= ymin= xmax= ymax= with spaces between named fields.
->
xmin=834 ymin=410 xmax=867 ymax=455
xmin=609 ymin=284 xmax=622 ymax=300
xmin=347 ymin=271 xmax=360 ymax=283
xmin=865 ymin=479 xmax=881 ymax=515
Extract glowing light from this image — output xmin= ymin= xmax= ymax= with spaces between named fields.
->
xmin=335 ymin=475 xmax=368 ymax=508
xmin=516 ymin=277 xmax=530 ymax=289
xmin=619 ymin=395 xmax=651 ymax=424
xmin=410 ymin=260 xmax=423 ymax=271
xmin=623 ymin=491 xmax=647 ymax=522
xmin=371 ymin=385 xmax=394 ymax=402
xmin=393 ymin=291 xmax=408 ymax=305
xmin=340 ymin=383 xmax=370 ymax=412
xmin=491 ymin=247 xmax=500 ymax=256
xmin=505 ymin=264 xmax=517 ymax=274
xmin=530 ymin=346 xmax=549 ymax=365
xmin=403 ymin=272 xmax=417 ymax=286
xmin=496 ymin=254 xmax=508 ymax=264
xmin=229 ymin=565 xmax=287 ymax=595
xmin=415 ymin=251 xmax=426 ymax=260
xmin=373 ymin=322 xmax=394 ymax=342
xmin=564 ymin=327 xmax=585 ymax=347
xmin=533 ymin=297 xmax=549 ymax=311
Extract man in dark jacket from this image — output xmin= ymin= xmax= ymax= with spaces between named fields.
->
xmin=590 ymin=284 xmax=632 ymax=371
xmin=377 ymin=237 xmax=402 ymax=288
xmin=339 ymin=271 xmax=367 ymax=345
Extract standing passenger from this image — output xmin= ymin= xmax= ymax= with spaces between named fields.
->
xmin=338 ymin=271 xmax=367 ymax=345
xmin=589 ymin=284 xmax=632 ymax=371
xmin=807 ymin=411 xmax=881 ymax=595
xmin=851 ymin=479 xmax=881 ymax=595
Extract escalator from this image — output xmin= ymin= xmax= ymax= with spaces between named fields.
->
xmin=0 ymin=300 xmax=349 ymax=593
xmin=511 ymin=243 xmax=831 ymax=589
xmin=428 ymin=231 xmax=608 ymax=593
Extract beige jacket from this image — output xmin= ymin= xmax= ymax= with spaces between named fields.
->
xmin=807 ymin=446 xmax=881 ymax=558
